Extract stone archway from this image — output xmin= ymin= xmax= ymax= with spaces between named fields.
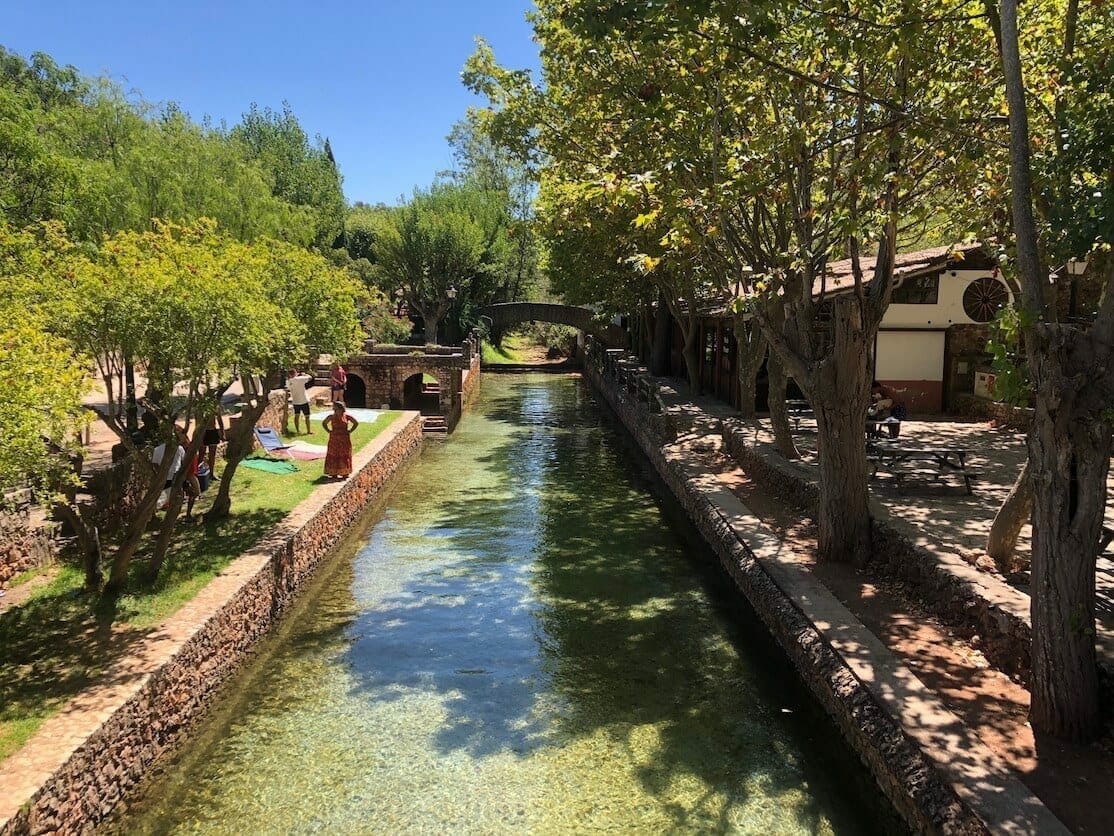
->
xmin=344 ymin=372 xmax=367 ymax=408
xmin=401 ymin=372 xmax=425 ymax=411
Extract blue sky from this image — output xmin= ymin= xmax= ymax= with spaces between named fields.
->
xmin=2 ymin=0 xmax=542 ymax=206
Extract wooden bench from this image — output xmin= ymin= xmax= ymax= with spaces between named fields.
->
xmin=867 ymin=445 xmax=974 ymax=494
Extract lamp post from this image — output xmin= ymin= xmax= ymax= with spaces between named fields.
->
xmin=1066 ymin=258 xmax=1087 ymax=319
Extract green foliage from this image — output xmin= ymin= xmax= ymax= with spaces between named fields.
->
xmin=0 ymin=47 xmax=336 ymax=247
xmin=233 ymin=102 xmax=346 ymax=249
xmin=987 ymin=306 xmax=1034 ymax=406
xmin=360 ymin=182 xmax=509 ymax=342
xmin=0 ymin=223 xmax=88 ymax=498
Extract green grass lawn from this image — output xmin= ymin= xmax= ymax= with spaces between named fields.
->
xmin=481 ymin=335 xmax=525 ymax=364
xmin=0 ymin=411 xmax=401 ymax=762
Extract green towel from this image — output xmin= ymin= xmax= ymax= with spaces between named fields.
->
xmin=242 ymin=458 xmax=299 ymax=474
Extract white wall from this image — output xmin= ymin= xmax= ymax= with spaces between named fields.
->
xmin=876 ymin=331 xmax=945 ymax=382
xmin=881 ymin=269 xmax=1009 ymax=328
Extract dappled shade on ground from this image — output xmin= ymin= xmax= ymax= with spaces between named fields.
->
xmin=0 ymin=412 xmax=398 ymax=763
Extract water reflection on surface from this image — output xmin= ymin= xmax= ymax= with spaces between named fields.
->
xmin=116 ymin=375 xmax=891 ymax=835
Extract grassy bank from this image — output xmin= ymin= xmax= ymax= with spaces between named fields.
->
xmin=481 ymin=339 xmax=522 ymax=364
xmin=0 ymin=411 xmax=400 ymax=762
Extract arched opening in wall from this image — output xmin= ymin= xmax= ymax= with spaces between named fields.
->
xmin=402 ymin=372 xmax=441 ymax=414
xmin=344 ymin=374 xmax=366 ymax=408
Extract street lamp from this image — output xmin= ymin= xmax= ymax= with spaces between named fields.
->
xmin=447 ymin=286 xmax=458 ymax=300
xmin=1066 ymin=258 xmax=1087 ymax=318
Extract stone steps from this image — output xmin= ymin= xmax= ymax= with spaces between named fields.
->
xmin=421 ymin=415 xmax=448 ymax=436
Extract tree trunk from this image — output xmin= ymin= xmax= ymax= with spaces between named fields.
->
xmin=650 ymin=291 xmax=672 ymax=376
xmin=145 ymin=430 xmax=207 ymax=582
xmin=998 ymin=0 xmax=1107 ymax=742
xmin=809 ymin=297 xmax=873 ymax=564
xmin=424 ymin=314 xmax=440 ymax=345
xmin=767 ymin=352 xmax=799 ymax=460
xmin=206 ymin=397 xmax=269 ymax=521
xmin=124 ymin=354 xmax=138 ymax=435
xmin=145 ymin=490 xmax=184 ymax=583
xmin=1027 ymin=331 xmax=1110 ymax=742
xmin=680 ymin=325 xmax=700 ymax=395
xmin=733 ymin=317 xmax=765 ymax=419
xmin=53 ymin=503 xmax=102 ymax=592
xmin=986 ymin=459 xmax=1033 ymax=573
xmin=104 ymin=455 xmax=173 ymax=595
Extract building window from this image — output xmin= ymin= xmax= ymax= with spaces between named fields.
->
xmin=892 ymin=275 xmax=939 ymax=304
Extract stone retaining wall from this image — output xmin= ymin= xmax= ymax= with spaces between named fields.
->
xmin=0 ymin=413 xmax=423 ymax=836
xmin=586 ymin=365 xmax=985 ymax=835
xmin=461 ymin=352 xmax=481 ymax=407
xmin=719 ymin=420 xmax=1033 ymax=679
xmin=0 ymin=497 xmax=55 ymax=589
xmin=951 ymin=394 xmax=1033 ymax=432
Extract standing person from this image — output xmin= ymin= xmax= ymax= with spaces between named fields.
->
xmin=330 ymin=363 xmax=348 ymax=405
xmin=287 ymin=368 xmax=314 ymax=435
xmin=322 ymin=401 xmax=359 ymax=480
xmin=176 ymin=425 xmax=202 ymax=521
xmin=201 ymin=411 xmax=225 ymax=473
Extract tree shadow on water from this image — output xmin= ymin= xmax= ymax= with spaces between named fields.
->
xmin=341 ymin=376 xmax=896 ymax=834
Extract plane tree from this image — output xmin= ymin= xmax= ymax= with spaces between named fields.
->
xmin=985 ymin=0 xmax=1114 ymax=740
xmin=472 ymin=0 xmax=993 ymax=561
xmin=3 ymin=219 xmax=368 ymax=594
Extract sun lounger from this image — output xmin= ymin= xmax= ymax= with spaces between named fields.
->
xmin=253 ymin=426 xmax=292 ymax=456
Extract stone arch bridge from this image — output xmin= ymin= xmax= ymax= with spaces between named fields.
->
xmin=480 ymin=302 xmax=627 ymax=348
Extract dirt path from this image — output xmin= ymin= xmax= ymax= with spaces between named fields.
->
xmin=706 ymin=450 xmax=1114 ymax=835
xmin=0 ymin=567 xmax=60 ymax=614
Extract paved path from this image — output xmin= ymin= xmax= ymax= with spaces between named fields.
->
xmin=648 ymin=384 xmax=1068 ymax=833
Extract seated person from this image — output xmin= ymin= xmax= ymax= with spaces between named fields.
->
xmin=869 ymin=380 xmax=894 ymax=419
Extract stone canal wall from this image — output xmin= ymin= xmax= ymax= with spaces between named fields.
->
xmin=0 ymin=413 xmax=423 ymax=836
xmin=585 ymin=363 xmax=1039 ymax=835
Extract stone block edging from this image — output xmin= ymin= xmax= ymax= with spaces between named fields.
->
xmin=587 ymin=366 xmax=1066 ymax=835
xmin=0 ymin=412 xmax=423 ymax=836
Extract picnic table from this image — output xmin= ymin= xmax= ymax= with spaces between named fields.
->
xmin=867 ymin=445 xmax=974 ymax=494
xmin=866 ymin=416 xmax=902 ymax=439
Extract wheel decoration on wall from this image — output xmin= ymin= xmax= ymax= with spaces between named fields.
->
xmin=962 ymin=277 xmax=1009 ymax=322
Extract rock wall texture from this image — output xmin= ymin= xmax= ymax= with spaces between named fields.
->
xmin=585 ymin=364 xmax=986 ymax=836
xmin=254 ymin=389 xmax=289 ymax=433
xmin=0 ymin=497 xmax=55 ymax=589
xmin=0 ymin=413 xmax=423 ymax=836
xmin=951 ymin=394 xmax=1033 ymax=432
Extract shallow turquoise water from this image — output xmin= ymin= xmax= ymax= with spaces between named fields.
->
xmin=116 ymin=374 xmax=891 ymax=834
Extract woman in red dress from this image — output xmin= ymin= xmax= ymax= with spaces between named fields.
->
xmin=322 ymin=401 xmax=359 ymax=479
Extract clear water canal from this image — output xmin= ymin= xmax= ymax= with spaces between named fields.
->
xmin=115 ymin=374 xmax=894 ymax=834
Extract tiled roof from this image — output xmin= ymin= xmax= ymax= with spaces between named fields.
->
xmin=693 ymin=243 xmax=985 ymax=316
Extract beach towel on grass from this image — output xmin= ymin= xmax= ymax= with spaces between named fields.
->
xmin=288 ymin=447 xmax=327 ymax=461
xmin=242 ymin=458 xmax=299 ymax=474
